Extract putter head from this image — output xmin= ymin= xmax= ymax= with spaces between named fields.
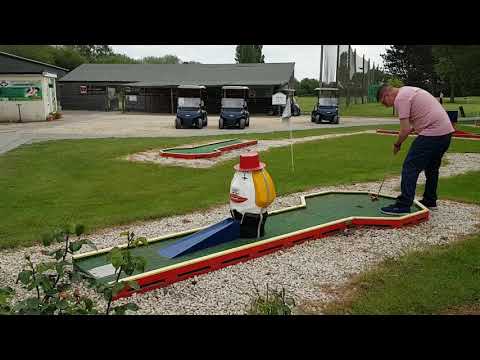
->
xmin=369 ymin=193 xmax=379 ymax=202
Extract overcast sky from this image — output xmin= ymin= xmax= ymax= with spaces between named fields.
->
xmin=111 ymin=45 xmax=389 ymax=80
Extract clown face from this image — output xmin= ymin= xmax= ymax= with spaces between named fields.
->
xmin=230 ymin=170 xmax=260 ymax=214
xmin=230 ymin=168 xmax=276 ymax=215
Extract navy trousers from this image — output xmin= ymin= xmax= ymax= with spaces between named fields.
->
xmin=396 ymin=133 xmax=452 ymax=208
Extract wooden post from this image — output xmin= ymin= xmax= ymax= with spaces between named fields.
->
xmin=170 ymin=87 xmax=174 ymax=114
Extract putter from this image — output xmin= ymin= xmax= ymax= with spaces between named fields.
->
xmin=370 ymin=156 xmax=395 ymax=202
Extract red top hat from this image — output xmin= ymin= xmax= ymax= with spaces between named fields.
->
xmin=234 ymin=152 xmax=265 ymax=171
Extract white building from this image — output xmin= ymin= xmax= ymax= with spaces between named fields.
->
xmin=0 ymin=52 xmax=68 ymax=122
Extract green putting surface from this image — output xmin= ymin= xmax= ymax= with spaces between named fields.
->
xmin=162 ymin=139 xmax=244 ymax=154
xmin=74 ymin=193 xmax=423 ymax=284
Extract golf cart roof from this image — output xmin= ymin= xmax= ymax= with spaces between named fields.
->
xmin=178 ymin=85 xmax=206 ymax=89
xmin=314 ymin=87 xmax=339 ymax=91
xmin=222 ymin=86 xmax=249 ymax=90
xmin=279 ymin=88 xmax=296 ymax=93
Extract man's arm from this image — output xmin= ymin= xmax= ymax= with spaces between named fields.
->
xmin=393 ymin=118 xmax=412 ymax=154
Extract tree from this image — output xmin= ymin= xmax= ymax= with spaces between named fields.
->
xmin=235 ymin=45 xmax=265 ymax=63
xmin=141 ymin=55 xmax=181 ymax=64
xmin=0 ymin=45 xmax=57 ymax=64
xmin=93 ymin=54 xmax=139 ymax=64
xmin=68 ymin=45 xmax=114 ymax=62
xmin=432 ymin=45 xmax=480 ymax=101
xmin=387 ymin=76 xmax=404 ymax=88
xmin=291 ymin=77 xmax=300 ymax=91
xmin=0 ymin=45 xmax=87 ymax=70
xmin=297 ymin=78 xmax=319 ymax=96
xmin=52 ymin=46 xmax=87 ymax=70
xmin=381 ymin=45 xmax=439 ymax=94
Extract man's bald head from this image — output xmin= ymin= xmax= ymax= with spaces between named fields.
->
xmin=377 ymin=84 xmax=399 ymax=107
xmin=376 ymin=83 xmax=391 ymax=102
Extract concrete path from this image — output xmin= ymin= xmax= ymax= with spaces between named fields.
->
xmin=0 ymin=110 xmax=400 ymax=155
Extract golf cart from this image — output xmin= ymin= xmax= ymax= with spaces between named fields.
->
xmin=311 ymin=87 xmax=339 ymax=124
xmin=175 ymin=85 xmax=208 ymax=129
xmin=219 ymin=86 xmax=250 ymax=129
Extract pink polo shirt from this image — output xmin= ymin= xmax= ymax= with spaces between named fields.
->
xmin=394 ymin=86 xmax=455 ymax=136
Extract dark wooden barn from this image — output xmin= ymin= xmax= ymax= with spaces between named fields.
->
xmin=58 ymin=63 xmax=295 ymax=114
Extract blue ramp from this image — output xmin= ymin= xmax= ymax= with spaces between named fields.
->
xmin=158 ymin=218 xmax=240 ymax=259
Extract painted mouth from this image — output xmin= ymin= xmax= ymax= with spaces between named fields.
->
xmin=230 ymin=193 xmax=248 ymax=203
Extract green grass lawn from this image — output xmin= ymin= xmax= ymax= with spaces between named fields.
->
xmin=0 ymin=126 xmax=397 ymax=249
xmin=296 ymin=95 xmax=480 ymax=118
xmin=417 ymin=171 xmax=480 ymax=205
xmin=322 ymin=141 xmax=480 ymax=314
xmin=1 ymin=126 xmax=478 ymax=250
xmin=324 ymin=233 xmax=480 ymax=315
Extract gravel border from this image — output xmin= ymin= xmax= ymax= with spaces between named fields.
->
xmin=125 ymin=130 xmax=375 ymax=168
xmin=1 ymin=152 xmax=479 ymax=315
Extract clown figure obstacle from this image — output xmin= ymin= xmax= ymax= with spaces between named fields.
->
xmin=73 ymin=152 xmax=431 ymax=301
xmin=229 ymin=153 xmax=276 ymax=238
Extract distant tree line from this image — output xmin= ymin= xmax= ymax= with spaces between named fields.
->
xmin=0 ymin=45 xmax=200 ymax=70
xmin=381 ymin=45 xmax=480 ymax=101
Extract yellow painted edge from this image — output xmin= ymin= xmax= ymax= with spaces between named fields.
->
xmin=78 ymin=191 xmax=427 ymax=282
xmin=75 ymin=190 xmax=404 ymax=261
xmin=161 ymin=138 xmax=237 ymax=152
xmin=376 ymin=132 xmax=480 ymax=141
xmin=117 ymin=216 xmax=351 ymax=284
xmin=72 ymin=225 xmax=209 ymax=260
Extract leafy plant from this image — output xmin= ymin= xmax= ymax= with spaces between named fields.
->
xmin=1 ymin=226 xmax=149 ymax=315
xmin=90 ymin=231 xmax=148 ymax=315
xmin=246 ymin=283 xmax=295 ymax=315
xmin=0 ymin=287 xmax=14 ymax=314
xmin=5 ymin=223 xmax=99 ymax=314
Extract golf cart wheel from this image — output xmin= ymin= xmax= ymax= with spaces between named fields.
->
xmin=219 ymin=118 xmax=224 ymax=129
xmin=332 ymin=115 xmax=339 ymax=124
xmin=239 ymin=118 xmax=246 ymax=129
xmin=175 ymin=117 xmax=182 ymax=129
xmin=246 ymin=116 xmax=250 ymax=127
xmin=315 ymin=114 xmax=321 ymax=124
xmin=311 ymin=114 xmax=315 ymax=122
xmin=204 ymin=115 xmax=208 ymax=127
xmin=197 ymin=119 xmax=203 ymax=129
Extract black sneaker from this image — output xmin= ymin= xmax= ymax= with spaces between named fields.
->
xmin=419 ymin=199 xmax=438 ymax=211
xmin=380 ymin=203 xmax=411 ymax=215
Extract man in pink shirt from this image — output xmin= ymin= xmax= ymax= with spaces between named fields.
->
xmin=376 ymin=84 xmax=455 ymax=215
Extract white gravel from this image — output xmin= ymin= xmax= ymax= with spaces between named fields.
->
xmin=1 ymin=149 xmax=479 ymax=314
xmin=125 ymin=130 xmax=375 ymax=168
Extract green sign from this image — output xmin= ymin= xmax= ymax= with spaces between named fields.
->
xmin=0 ymin=80 xmax=43 ymax=101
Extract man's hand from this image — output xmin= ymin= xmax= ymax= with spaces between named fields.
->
xmin=393 ymin=142 xmax=401 ymax=155
xmin=393 ymin=118 xmax=411 ymax=155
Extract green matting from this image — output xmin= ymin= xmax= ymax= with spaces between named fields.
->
xmin=74 ymin=193 xmax=422 ymax=284
xmin=162 ymin=139 xmax=244 ymax=154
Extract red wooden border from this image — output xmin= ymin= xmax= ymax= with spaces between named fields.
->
xmin=112 ymin=210 xmax=429 ymax=300
xmin=376 ymin=129 xmax=480 ymax=139
xmin=160 ymin=140 xmax=258 ymax=159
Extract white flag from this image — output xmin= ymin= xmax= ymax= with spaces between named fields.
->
xmin=281 ymin=97 xmax=291 ymax=123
